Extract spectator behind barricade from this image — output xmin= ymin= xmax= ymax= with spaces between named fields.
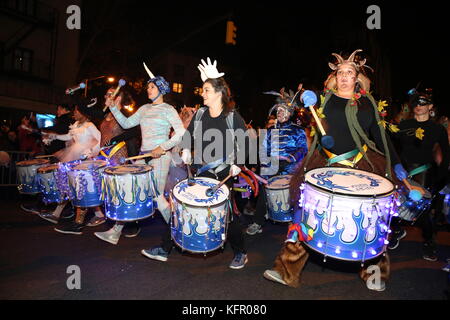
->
xmin=0 ymin=151 xmax=10 ymax=167
xmin=17 ymin=115 xmax=42 ymax=155
xmin=42 ymin=104 xmax=74 ymax=155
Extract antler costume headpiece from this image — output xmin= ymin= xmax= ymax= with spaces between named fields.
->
xmin=325 ymin=49 xmax=372 ymax=92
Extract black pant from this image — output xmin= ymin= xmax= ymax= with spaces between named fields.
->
xmin=252 ymin=185 xmax=267 ymax=226
xmin=161 ymin=169 xmax=246 ymax=255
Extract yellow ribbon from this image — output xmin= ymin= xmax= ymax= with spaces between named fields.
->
xmin=323 ymin=145 xmax=368 ymax=168
xmin=100 ymin=141 xmax=126 ymax=158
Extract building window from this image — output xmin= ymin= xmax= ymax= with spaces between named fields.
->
xmin=194 ymin=87 xmax=203 ymax=96
xmin=174 ymin=64 xmax=185 ymax=78
xmin=14 ymin=0 xmax=36 ymax=16
xmin=13 ymin=48 xmax=33 ymax=73
xmin=173 ymin=83 xmax=183 ymax=94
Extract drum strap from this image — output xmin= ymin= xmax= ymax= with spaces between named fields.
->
xmin=408 ymin=164 xmax=431 ymax=178
xmin=324 ymin=145 xmax=368 ymax=167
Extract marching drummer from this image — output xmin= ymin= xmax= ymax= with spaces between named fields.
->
xmin=263 ymin=49 xmax=407 ymax=291
xmin=95 ymin=63 xmax=185 ymax=245
xmin=388 ymin=91 xmax=449 ymax=260
xmin=141 ymin=58 xmax=250 ymax=270
xmin=246 ymin=87 xmax=308 ymax=235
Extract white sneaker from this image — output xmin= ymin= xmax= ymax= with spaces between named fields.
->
xmin=94 ymin=226 xmax=121 ymax=245
xmin=263 ymin=270 xmax=287 ymax=286
xmin=246 ymin=223 xmax=262 ymax=235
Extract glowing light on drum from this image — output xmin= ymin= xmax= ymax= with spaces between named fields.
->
xmin=301 ymin=167 xmax=396 ymax=262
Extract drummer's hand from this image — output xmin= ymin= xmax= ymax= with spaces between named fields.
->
xmin=394 ymin=164 xmax=408 ymax=181
xmin=181 ymin=149 xmax=192 ymax=164
xmin=151 ymin=146 xmax=165 ymax=158
xmin=229 ymin=164 xmax=241 ymax=177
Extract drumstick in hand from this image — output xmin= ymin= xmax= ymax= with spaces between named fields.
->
xmin=120 ymin=150 xmax=165 ymax=164
xmin=402 ymin=178 xmax=425 ymax=200
xmin=103 ymin=79 xmax=127 ymax=112
xmin=206 ymin=174 xmax=233 ymax=197
xmin=301 ymin=90 xmax=334 ymax=149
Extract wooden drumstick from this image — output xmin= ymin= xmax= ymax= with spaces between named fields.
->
xmin=122 ymin=151 xmax=165 ymax=162
xmin=309 ymin=106 xmax=326 ymax=136
xmin=35 ymin=155 xmax=54 ymax=159
xmin=402 ymin=178 xmax=426 ymax=196
xmin=103 ymin=79 xmax=127 ymax=112
xmin=206 ymin=174 xmax=233 ymax=197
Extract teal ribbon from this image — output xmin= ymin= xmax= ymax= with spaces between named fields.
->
xmin=326 ymin=148 xmax=360 ymax=166
xmin=408 ymin=164 xmax=431 ymax=178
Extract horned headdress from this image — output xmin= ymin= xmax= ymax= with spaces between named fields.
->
xmin=325 ymin=49 xmax=372 ymax=92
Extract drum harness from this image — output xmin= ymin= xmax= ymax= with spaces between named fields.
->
xmin=192 ymin=107 xmax=238 ymax=178
xmin=321 ymin=144 xmax=368 ymax=168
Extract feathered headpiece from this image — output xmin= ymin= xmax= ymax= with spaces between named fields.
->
xmin=264 ymin=84 xmax=304 ymax=117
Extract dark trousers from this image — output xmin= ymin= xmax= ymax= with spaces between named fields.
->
xmin=161 ymin=169 xmax=246 ymax=255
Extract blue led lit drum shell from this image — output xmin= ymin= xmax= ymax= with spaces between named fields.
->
xmin=38 ymin=164 xmax=64 ymax=204
xmin=265 ymin=175 xmax=293 ymax=223
xmin=397 ymin=180 xmax=432 ymax=222
xmin=301 ymin=167 xmax=395 ymax=263
xmin=170 ymin=178 xmax=230 ymax=254
xmin=102 ymin=164 xmax=156 ymax=222
xmin=16 ymin=159 xmax=50 ymax=194
xmin=67 ymin=160 xmax=108 ymax=208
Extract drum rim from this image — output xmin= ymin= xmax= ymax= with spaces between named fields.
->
xmin=266 ymin=174 xmax=293 ymax=190
xmin=103 ymin=164 xmax=153 ymax=175
xmin=304 ymin=167 xmax=395 ymax=198
xmin=305 ymin=181 xmax=395 ymax=199
xmin=16 ymin=159 xmax=50 ymax=166
xmin=71 ymin=160 xmax=108 ymax=171
xmin=172 ymin=178 xmax=230 ymax=207
xmin=38 ymin=164 xmax=60 ymax=173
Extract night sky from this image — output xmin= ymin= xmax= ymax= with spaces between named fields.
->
xmin=78 ymin=1 xmax=447 ymax=126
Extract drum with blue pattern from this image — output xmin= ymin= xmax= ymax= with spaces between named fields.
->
xmin=301 ymin=167 xmax=396 ymax=262
xmin=16 ymin=159 xmax=50 ymax=194
xmin=171 ymin=177 xmax=230 ymax=253
xmin=102 ymin=164 xmax=156 ymax=221
xmin=68 ymin=160 xmax=107 ymax=207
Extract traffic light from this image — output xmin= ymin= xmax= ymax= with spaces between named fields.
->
xmin=225 ymin=20 xmax=237 ymax=45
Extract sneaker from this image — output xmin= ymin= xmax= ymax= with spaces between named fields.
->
xmin=86 ymin=216 xmax=106 ymax=227
xmin=94 ymin=226 xmax=122 ymax=245
xmin=141 ymin=246 xmax=169 ymax=262
xmin=246 ymin=223 xmax=262 ymax=235
xmin=229 ymin=253 xmax=248 ymax=270
xmin=20 ymin=203 xmax=41 ymax=214
xmin=263 ymin=269 xmax=287 ymax=286
xmin=60 ymin=206 xmax=75 ymax=220
xmin=422 ymin=242 xmax=438 ymax=262
xmin=123 ymin=222 xmax=141 ymax=238
xmin=285 ymin=229 xmax=299 ymax=244
xmin=54 ymin=221 xmax=83 ymax=235
xmin=38 ymin=212 xmax=59 ymax=224
xmin=442 ymin=264 xmax=450 ymax=272
xmin=366 ymin=280 xmax=386 ymax=292
xmin=388 ymin=229 xmax=407 ymax=250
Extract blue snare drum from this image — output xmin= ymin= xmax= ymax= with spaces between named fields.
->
xmin=16 ymin=159 xmax=50 ymax=194
xmin=68 ymin=160 xmax=107 ymax=207
xmin=171 ymin=177 xmax=230 ymax=253
xmin=300 ymin=167 xmax=396 ymax=262
xmin=102 ymin=164 xmax=156 ymax=221
xmin=397 ymin=179 xmax=432 ymax=222
xmin=38 ymin=164 xmax=64 ymax=204
xmin=265 ymin=175 xmax=293 ymax=222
